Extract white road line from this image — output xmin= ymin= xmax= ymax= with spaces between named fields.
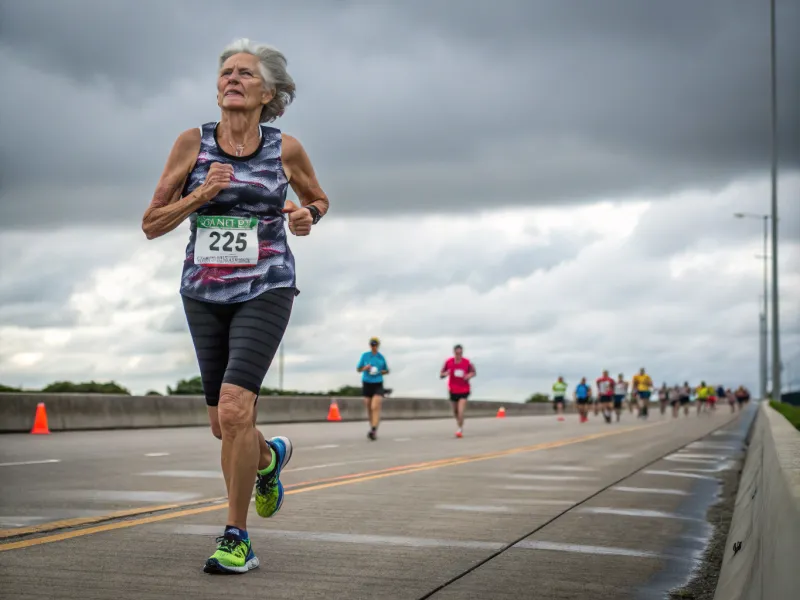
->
xmin=669 ymin=453 xmax=723 ymax=461
xmin=173 ymin=526 xmax=663 ymax=559
xmin=307 ymin=444 xmax=339 ymax=450
xmin=393 ymin=438 xmax=412 ymax=442
xmin=607 ymin=453 xmax=633 ymax=459
xmin=174 ymin=525 xmax=505 ymax=550
xmin=498 ymin=499 xmax=575 ymax=506
xmin=674 ymin=462 xmax=735 ymax=474
xmin=613 ymin=486 xmax=689 ymax=496
xmin=579 ymin=507 xmax=685 ymax=519
xmin=686 ymin=442 xmax=738 ymax=451
xmin=503 ymin=474 xmax=597 ymax=481
xmin=0 ymin=459 xmax=61 ymax=467
xmin=139 ymin=470 xmax=222 ymax=478
xmin=502 ymin=484 xmax=588 ymax=492
xmin=541 ymin=466 xmax=595 ymax=472
xmin=144 ymin=452 xmax=170 ymax=457
xmin=644 ymin=470 xmax=716 ymax=481
xmin=435 ymin=504 xmax=514 ymax=513
xmin=61 ymin=490 xmax=204 ymax=503
xmin=513 ymin=540 xmax=660 ymax=558
xmin=286 ymin=458 xmax=379 ymax=473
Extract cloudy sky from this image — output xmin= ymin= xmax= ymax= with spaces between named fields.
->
xmin=1 ymin=0 xmax=798 ymax=400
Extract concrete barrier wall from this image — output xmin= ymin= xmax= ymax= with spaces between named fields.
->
xmin=0 ymin=393 xmax=565 ymax=433
xmin=713 ymin=402 xmax=800 ymax=600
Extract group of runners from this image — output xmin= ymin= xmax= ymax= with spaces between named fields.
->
xmin=357 ymin=339 xmax=474 ymax=440
xmin=551 ymin=370 xmax=752 ymax=423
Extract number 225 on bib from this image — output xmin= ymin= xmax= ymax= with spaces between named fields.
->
xmin=195 ymin=216 xmax=259 ymax=267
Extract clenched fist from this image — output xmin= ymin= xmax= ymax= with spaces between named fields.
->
xmin=282 ymin=200 xmax=313 ymax=236
xmin=198 ymin=162 xmax=233 ymax=201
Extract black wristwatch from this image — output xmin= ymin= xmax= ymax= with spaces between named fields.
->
xmin=307 ymin=205 xmax=322 ymax=224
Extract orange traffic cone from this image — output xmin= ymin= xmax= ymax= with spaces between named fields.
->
xmin=497 ymin=406 xmax=506 ymax=418
xmin=31 ymin=402 xmax=50 ymax=434
xmin=327 ymin=399 xmax=342 ymax=422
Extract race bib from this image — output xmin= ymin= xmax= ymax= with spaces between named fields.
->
xmin=453 ymin=369 xmax=465 ymax=378
xmin=195 ymin=216 xmax=259 ymax=267
xmin=369 ymin=366 xmax=379 ymax=375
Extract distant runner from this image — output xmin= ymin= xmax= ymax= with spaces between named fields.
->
xmin=357 ymin=337 xmax=389 ymax=440
xmin=632 ymin=368 xmax=653 ymax=419
xmin=657 ymin=383 xmax=669 ymax=416
xmin=734 ymin=386 xmax=750 ymax=411
xmin=669 ymin=385 xmax=681 ymax=418
xmin=596 ymin=370 xmax=615 ymax=424
xmin=552 ymin=376 xmax=568 ymax=421
xmin=613 ymin=373 xmax=628 ymax=422
xmin=679 ymin=381 xmax=692 ymax=417
xmin=574 ymin=377 xmax=592 ymax=423
xmin=696 ymin=381 xmax=709 ymax=415
xmin=726 ymin=388 xmax=736 ymax=413
xmin=707 ymin=384 xmax=719 ymax=412
xmin=440 ymin=344 xmax=476 ymax=438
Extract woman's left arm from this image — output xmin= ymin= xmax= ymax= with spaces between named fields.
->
xmin=282 ymin=133 xmax=329 ymax=217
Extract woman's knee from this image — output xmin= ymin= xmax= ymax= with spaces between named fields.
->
xmin=207 ymin=406 xmax=222 ymax=439
xmin=217 ymin=385 xmax=255 ymax=434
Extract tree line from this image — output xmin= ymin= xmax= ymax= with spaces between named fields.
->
xmin=0 ymin=377 xmax=366 ymax=397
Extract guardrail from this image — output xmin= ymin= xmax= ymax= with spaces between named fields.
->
xmin=713 ymin=401 xmax=800 ymax=600
xmin=0 ymin=393 xmax=563 ymax=432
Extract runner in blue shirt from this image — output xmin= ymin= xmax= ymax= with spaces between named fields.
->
xmin=574 ymin=377 xmax=592 ymax=423
xmin=357 ymin=337 xmax=389 ymax=440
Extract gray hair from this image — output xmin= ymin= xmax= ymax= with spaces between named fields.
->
xmin=218 ymin=38 xmax=296 ymax=123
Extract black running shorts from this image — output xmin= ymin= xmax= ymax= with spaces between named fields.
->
xmin=449 ymin=392 xmax=470 ymax=402
xmin=182 ymin=287 xmax=295 ymax=406
xmin=362 ymin=382 xmax=384 ymax=398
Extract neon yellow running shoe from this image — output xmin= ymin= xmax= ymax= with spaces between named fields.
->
xmin=203 ymin=533 xmax=259 ymax=574
xmin=255 ymin=436 xmax=293 ymax=518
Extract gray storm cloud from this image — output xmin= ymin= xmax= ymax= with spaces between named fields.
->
xmin=0 ymin=0 xmax=797 ymax=228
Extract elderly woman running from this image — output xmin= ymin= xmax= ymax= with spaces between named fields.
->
xmin=142 ymin=38 xmax=329 ymax=575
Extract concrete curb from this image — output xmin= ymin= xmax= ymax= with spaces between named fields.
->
xmin=0 ymin=393 xmax=571 ymax=433
xmin=713 ymin=401 xmax=800 ymax=600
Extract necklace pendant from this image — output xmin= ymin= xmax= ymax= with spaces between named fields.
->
xmin=235 ymin=144 xmax=244 ymax=157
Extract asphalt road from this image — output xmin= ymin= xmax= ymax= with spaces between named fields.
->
xmin=0 ymin=403 xmax=753 ymax=599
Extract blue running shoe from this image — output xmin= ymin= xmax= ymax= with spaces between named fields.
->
xmin=255 ymin=436 xmax=293 ymax=518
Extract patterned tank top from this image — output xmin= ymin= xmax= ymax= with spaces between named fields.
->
xmin=179 ymin=122 xmax=297 ymax=304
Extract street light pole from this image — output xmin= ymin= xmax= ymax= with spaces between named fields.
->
xmin=769 ymin=0 xmax=781 ymax=401
xmin=734 ymin=212 xmax=770 ymax=400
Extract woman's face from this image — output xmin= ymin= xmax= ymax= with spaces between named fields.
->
xmin=217 ymin=53 xmax=274 ymax=113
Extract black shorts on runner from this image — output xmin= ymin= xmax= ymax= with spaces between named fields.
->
xmin=638 ymin=391 xmax=652 ymax=401
xmin=613 ymin=395 xmax=624 ymax=408
xmin=576 ymin=397 xmax=589 ymax=405
xmin=449 ymin=392 xmax=470 ymax=402
xmin=600 ymin=395 xmax=613 ymax=404
xmin=182 ymin=287 xmax=295 ymax=407
xmin=362 ymin=382 xmax=385 ymax=398
xmin=553 ymin=396 xmax=565 ymax=408
xmin=680 ymin=396 xmax=690 ymax=405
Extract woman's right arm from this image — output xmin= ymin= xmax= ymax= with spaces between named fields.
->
xmin=142 ymin=128 xmax=207 ymax=240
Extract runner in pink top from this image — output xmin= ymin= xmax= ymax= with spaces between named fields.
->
xmin=440 ymin=344 xmax=476 ymax=438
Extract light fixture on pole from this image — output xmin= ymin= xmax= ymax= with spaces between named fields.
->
xmin=734 ymin=212 xmax=770 ymax=400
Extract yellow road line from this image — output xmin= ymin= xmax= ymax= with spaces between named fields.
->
xmin=0 ymin=421 xmax=663 ymax=553
xmin=0 ymin=497 xmax=228 ymax=540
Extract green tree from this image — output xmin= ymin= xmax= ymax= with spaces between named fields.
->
xmin=40 ymin=380 xmax=130 ymax=395
xmin=0 ymin=384 xmax=22 ymax=393
xmin=145 ymin=390 xmax=163 ymax=396
xmin=168 ymin=376 xmax=204 ymax=395
xmin=525 ymin=392 xmax=550 ymax=403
